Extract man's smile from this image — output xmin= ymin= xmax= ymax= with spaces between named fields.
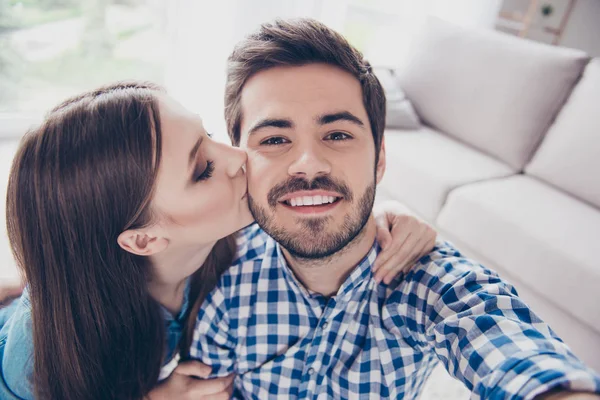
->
xmin=277 ymin=190 xmax=343 ymax=214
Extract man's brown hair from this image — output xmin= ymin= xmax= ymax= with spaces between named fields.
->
xmin=224 ymin=18 xmax=386 ymax=154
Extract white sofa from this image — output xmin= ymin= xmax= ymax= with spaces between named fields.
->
xmin=377 ymin=19 xmax=600 ymax=372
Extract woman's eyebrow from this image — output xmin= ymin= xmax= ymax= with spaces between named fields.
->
xmin=188 ymin=136 xmax=203 ymax=168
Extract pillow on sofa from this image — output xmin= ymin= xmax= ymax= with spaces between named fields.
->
xmin=397 ymin=18 xmax=590 ymax=170
xmin=526 ymin=59 xmax=600 ymax=209
xmin=374 ymin=67 xmax=421 ymax=130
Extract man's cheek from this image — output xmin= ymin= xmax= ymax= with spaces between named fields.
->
xmin=246 ymin=152 xmax=274 ymax=181
xmin=245 ymin=161 xmax=263 ymax=192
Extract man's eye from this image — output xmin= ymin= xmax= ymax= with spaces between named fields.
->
xmin=326 ymin=132 xmax=352 ymax=141
xmin=261 ymin=137 xmax=289 ymax=146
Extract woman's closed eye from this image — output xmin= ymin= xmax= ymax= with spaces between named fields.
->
xmin=193 ymin=160 xmax=214 ymax=182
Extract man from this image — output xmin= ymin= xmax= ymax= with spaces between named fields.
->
xmin=191 ymin=18 xmax=600 ymax=399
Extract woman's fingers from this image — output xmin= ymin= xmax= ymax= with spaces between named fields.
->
xmin=374 ymin=231 xmax=417 ymax=284
xmin=373 ymin=210 xmax=438 ymax=284
xmin=382 ymin=237 xmax=430 ymax=285
xmin=374 ymin=213 xmax=393 ymax=250
xmin=0 ymin=284 xmax=23 ymax=305
xmin=374 ymin=218 xmax=437 ymax=284
xmin=174 ymin=360 xmax=213 ymax=379
xmin=373 ymin=231 xmax=409 ymax=278
xmin=373 ymin=214 xmax=415 ymax=274
xmin=373 ymin=218 xmax=410 ymax=272
xmin=190 ymin=375 xmax=234 ymax=396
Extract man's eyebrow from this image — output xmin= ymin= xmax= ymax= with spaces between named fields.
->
xmin=317 ymin=111 xmax=364 ymax=127
xmin=188 ymin=136 xmax=203 ymax=168
xmin=248 ymin=118 xmax=294 ymax=136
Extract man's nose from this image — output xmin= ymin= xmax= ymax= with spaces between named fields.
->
xmin=287 ymin=143 xmax=332 ymax=180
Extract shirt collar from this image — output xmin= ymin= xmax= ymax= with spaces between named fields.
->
xmin=273 ymin=237 xmax=380 ymax=302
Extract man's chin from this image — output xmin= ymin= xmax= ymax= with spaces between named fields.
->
xmin=274 ymin=225 xmax=357 ymax=259
xmin=283 ymin=240 xmax=343 ymax=260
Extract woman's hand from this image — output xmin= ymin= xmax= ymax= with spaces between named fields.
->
xmin=373 ymin=201 xmax=437 ymax=284
xmin=0 ymin=283 xmax=23 ymax=306
xmin=148 ymin=360 xmax=234 ymax=400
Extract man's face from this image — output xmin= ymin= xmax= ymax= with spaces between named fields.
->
xmin=239 ymin=63 xmax=386 ymax=259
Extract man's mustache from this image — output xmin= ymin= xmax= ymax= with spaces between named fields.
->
xmin=267 ymin=175 xmax=353 ymax=208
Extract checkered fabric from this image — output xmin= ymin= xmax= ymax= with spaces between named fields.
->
xmin=191 ymin=223 xmax=600 ymax=399
xmin=158 ymin=280 xmax=191 ymax=381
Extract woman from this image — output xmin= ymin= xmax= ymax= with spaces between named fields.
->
xmin=0 ymin=81 xmax=435 ymax=399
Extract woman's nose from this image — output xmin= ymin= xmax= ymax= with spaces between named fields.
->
xmin=222 ymin=143 xmax=247 ymax=178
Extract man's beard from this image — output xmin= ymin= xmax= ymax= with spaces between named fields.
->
xmin=248 ymin=175 xmax=376 ymax=260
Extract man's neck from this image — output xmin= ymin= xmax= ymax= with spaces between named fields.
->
xmin=148 ymin=242 xmax=214 ymax=315
xmin=281 ymin=217 xmax=377 ymax=297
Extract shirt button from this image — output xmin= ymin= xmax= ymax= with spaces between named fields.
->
xmin=308 ymin=368 xmax=315 ymax=376
xmin=321 ymin=321 xmax=329 ymax=329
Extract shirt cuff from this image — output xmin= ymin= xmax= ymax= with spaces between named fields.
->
xmin=475 ymin=351 xmax=600 ymax=400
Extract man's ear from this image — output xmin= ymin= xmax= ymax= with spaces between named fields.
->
xmin=375 ymin=138 xmax=386 ymax=185
xmin=117 ymin=229 xmax=169 ymax=257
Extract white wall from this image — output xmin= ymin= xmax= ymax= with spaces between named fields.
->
xmin=498 ymin=0 xmax=600 ymax=57
xmin=429 ymin=0 xmax=502 ymax=29
xmin=560 ymin=0 xmax=600 ymax=57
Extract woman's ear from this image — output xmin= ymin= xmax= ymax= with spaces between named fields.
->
xmin=117 ymin=229 xmax=169 ymax=256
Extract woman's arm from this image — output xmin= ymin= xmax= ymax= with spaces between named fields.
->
xmin=0 ymin=283 xmax=23 ymax=307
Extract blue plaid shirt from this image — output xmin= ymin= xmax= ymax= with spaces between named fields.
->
xmin=191 ymin=224 xmax=600 ymax=399
xmin=158 ymin=280 xmax=191 ymax=380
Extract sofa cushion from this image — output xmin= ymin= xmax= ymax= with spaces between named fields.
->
xmin=378 ymin=127 xmax=514 ymax=221
xmin=398 ymin=18 xmax=590 ymax=170
xmin=437 ymin=175 xmax=600 ymax=330
xmin=526 ymin=58 xmax=600 ymax=209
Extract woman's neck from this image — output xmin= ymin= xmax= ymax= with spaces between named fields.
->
xmin=148 ymin=279 xmax=187 ymax=315
xmin=148 ymin=242 xmax=214 ymax=315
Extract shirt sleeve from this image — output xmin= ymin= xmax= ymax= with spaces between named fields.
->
xmin=190 ymin=280 xmax=237 ymax=378
xmin=0 ymin=290 xmax=36 ymax=399
xmin=389 ymin=241 xmax=600 ymax=399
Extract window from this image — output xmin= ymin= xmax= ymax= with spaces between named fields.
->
xmin=0 ymin=0 xmax=168 ymax=116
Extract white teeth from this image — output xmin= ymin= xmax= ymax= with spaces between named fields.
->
xmin=285 ymin=195 xmax=339 ymax=207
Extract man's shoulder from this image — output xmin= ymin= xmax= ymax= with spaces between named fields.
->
xmin=233 ymin=223 xmax=271 ymax=264
xmin=389 ymin=240 xmax=510 ymax=297
xmin=208 ymin=224 xmax=275 ymax=301
xmin=380 ymin=240 xmax=519 ymax=332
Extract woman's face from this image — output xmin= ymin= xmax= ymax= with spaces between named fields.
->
xmin=150 ymin=94 xmax=253 ymax=248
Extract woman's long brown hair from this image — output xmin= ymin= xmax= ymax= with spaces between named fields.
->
xmin=5 ymin=81 xmax=195 ymax=400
